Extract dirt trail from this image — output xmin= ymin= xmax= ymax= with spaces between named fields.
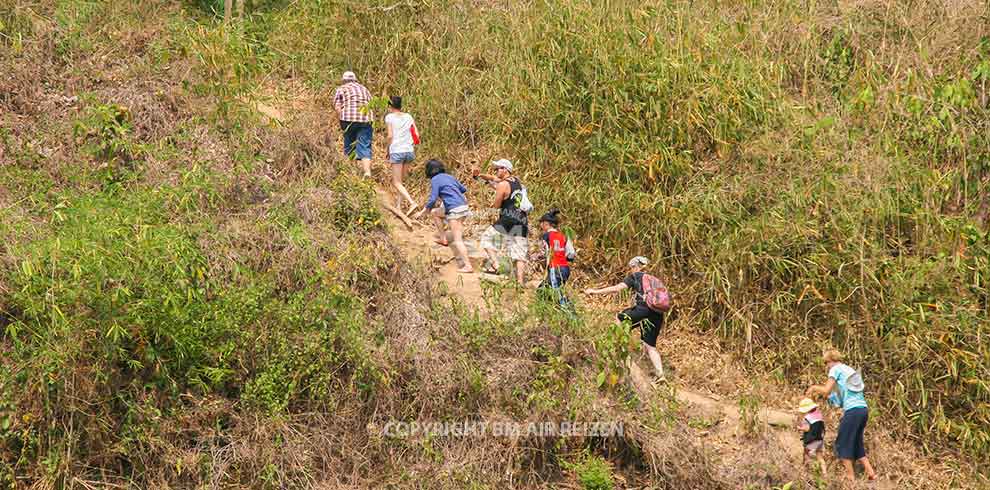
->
xmin=376 ymin=188 xmax=496 ymax=308
xmin=375 ymin=181 xmax=918 ymax=489
xmin=375 ymin=188 xmax=807 ymax=456
xmin=625 ymin=357 xmax=805 ymax=457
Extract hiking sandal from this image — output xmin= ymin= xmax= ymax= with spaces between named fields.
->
xmin=480 ymin=259 xmax=498 ymax=274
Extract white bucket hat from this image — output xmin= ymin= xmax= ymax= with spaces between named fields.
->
xmin=342 ymin=71 xmax=357 ymax=82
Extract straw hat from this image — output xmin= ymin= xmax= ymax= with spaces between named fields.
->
xmin=798 ymin=398 xmax=818 ymax=413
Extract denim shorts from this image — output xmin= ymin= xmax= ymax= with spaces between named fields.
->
xmin=341 ymin=122 xmax=372 ymax=160
xmin=389 ymin=151 xmax=415 ymax=164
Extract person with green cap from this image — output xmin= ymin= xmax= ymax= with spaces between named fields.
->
xmin=584 ymin=256 xmax=669 ymax=381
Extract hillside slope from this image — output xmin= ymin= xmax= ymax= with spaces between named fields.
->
xmin=1 ymin=0 xmax=988 ymax=489
xmin=306 ymin=0 xmax=990 ymax=459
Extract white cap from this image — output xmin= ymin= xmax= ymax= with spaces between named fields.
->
xmin=492 ymin=159 xmax=513 ymax=172
xmin=628 ymin=256 xmax=649 ymax=268
xmin=342 ymin=71 xmax=357 ymax=81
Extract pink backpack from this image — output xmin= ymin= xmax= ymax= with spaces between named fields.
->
xmin=641 ymin=274 xmax=671 ymax=312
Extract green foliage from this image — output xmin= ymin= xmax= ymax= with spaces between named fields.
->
xmin=328 ymin=173 xmax=383 ymax=232
xmin=182 ymin=19 xmax=271 ymax=127
xmin=8 ymin=191 xmax=226 ymax=388
xmin=738 ymin=389 xmax=763 ymax=439
xmin=53 ymin=0 xmax=100 ymax=59
xmin=243 ymin=291 xmax=380 ymax=414
xmin=0 ymin=167 xmax=383 ymax=480
xmin=456 ymin=308 xmax=495 ymax=351
xmin=821 ymin=30 xmax=855 ymax=91
xmin=562 ymin=450 xmax=614 ymax=490
xmin=455 ymin=356 xmax=488 ymax=409
xmin=73 ymin=98 xmax=142 ymax=188
xmin=527 ymin=346 xmax=570 ymax=411
xmin=0 ymin=3 xmax=33 ymax=52
xmin=593 ymin=321 xmax=635 ymax=390
xmin=5 ymin=0 xmax=990 ymax=482
xmin=645 ymin=389 xmax=681 ymax=430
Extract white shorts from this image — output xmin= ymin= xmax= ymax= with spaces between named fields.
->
xmin=480 ymin=226 xmax=528 ymax=262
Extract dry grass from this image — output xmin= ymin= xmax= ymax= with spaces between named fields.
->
xmin=2 ymin=0 xmax=989 ymax=488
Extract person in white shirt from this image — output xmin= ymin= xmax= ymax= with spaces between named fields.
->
xmin=384 ymin=96 xmax=419 ymax=214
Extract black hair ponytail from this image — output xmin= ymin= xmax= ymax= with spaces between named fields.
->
xmin=540 ymin=208 xmax=561 ymax=225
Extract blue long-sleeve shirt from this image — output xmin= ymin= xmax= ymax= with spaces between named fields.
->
xmin=424 ymin=173 xmax=469 ymax=211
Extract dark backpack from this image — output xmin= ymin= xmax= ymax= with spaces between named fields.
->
xmin=641 ymin=274 xmax=671 ymax=312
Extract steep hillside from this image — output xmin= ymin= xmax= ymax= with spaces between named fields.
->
xmin=1 ymin=0 xmax=988 ymax=489
xmin=288 ymin=0 xmax=990 ymax=459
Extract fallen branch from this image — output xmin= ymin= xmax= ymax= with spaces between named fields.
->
xmin=381 ymin=201 xmax=415 ymax=230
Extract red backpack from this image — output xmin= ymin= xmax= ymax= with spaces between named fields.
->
xmin=641 ymin=274 xmax=671 ymax=312
xmin=410 ymin=122 xmax=421 ymax=145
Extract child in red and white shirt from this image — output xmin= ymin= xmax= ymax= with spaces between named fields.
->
xmin=535 ymin=209 xmax=574 ymax=307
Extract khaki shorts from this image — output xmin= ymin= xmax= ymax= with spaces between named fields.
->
xmin=480 ymin=226 xmax=528 ymax=262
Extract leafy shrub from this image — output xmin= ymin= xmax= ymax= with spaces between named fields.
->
xmin=738 ymin=390 xmax=763 ymax=439
xmin=594 ymin=321 xmax=635 ymax=390
xmin=0 ymin=4 xmax=33 ymax=52
xmin=328 ymin=173 xmax=383 ymax=232
xmin=73 ymin=99 xmax=142 ymax=188
xmin=563 ymin=451 xmax=614 ymax=490
xmin=7 ymin=191 xmax=227 ymax=389
xmin=0 ymin=176 xmax=383 ymax=479
xmin=527 ymin=346 xmax=571 ymax=411
xmin=53 ymin=0 xmax=100 ymax=58
xmin=243 ymin=289 xmax=381 ymax=414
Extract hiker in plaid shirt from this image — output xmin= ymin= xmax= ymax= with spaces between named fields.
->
xmin=333 ymin=71 xmax=374 ymax=177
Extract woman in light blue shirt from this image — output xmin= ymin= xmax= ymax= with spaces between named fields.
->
xmin=806 ymin=349 xmax=878 ymax=481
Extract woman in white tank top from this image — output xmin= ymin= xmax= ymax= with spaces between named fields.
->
xmin=384 ymin=96 xmax=419 ymax=215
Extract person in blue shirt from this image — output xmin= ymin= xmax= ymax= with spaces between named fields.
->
xmin=413 ymin=160 xmax=474 ymax=273
xmin=806 ymin=349 xmax=878 ymax=481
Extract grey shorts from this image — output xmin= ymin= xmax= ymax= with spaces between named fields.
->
xmin=436 ymin=204 xmax=471 ymax=222
xmin=804 ymin=440 xmax=824 ymax=458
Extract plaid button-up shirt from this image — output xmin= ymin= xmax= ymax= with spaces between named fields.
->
xmin=333 ymin=81 xmax=372 ymax=123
